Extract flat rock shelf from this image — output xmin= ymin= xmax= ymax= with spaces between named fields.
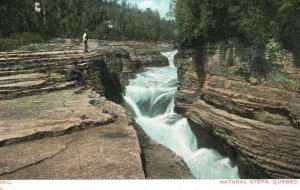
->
xmin=0 ymin=88 xmax=144 ymax=179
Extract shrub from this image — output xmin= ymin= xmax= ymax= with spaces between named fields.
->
xmin=265 ymin=39 xmax=284 ymax=65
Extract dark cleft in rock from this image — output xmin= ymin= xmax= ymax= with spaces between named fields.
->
xmin=133 ymin=121 xmax=194 ymax=179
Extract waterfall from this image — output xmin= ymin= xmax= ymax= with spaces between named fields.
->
xmin=124 ymin=51 xmax=239 ymax=179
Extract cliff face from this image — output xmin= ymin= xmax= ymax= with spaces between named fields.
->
xmin=84 ymin=48 xmax=168 ymax=104
xmin=175 ymin=42 xmax=300 ymax=178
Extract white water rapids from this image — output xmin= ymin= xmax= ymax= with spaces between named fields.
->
xmin=124 ymin=51 xmax=239 ymax=179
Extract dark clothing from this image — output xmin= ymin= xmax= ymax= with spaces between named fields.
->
xmin=84 ymin=41 xmax=88 ymax=53
xmin=65 ymin=65 xmax=83 ymax=84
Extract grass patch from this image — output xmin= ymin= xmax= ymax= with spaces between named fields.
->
xmin=0 ymin=33 xmax=47 ymax=52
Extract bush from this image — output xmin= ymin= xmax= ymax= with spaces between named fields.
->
xmin=228 ymin=60 xmax=250 ymax=75
xmin=265 ymin=39 xmax=284 ymax=65
xmin=0 ymin=39 xmax=21 ymax=51
xmin=0 ymin=33 xmax=46 ymax=52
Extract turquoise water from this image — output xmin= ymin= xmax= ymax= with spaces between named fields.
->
xmin=124 ymin=51 xmax=239 ymax=179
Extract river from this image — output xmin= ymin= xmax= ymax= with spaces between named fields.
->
xmin=124 ymin=51 xmax=239 ymax=179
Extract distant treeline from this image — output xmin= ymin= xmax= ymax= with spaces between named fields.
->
xmin=171 ymin=0 xmax=299 ymax=58
xmin=0 ymin=0 xmax=175 ymax=42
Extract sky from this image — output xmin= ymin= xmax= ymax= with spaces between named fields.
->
xmin=126 ymin=0 xmax=171 ymax=18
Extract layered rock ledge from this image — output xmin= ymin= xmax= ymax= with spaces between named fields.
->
xmin=0 ymin=40 xmax=192 ymax=179
xmin=175 ymin=44 xmax=300 ymax=178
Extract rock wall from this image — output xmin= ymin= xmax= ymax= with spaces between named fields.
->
xmin=175 ymin=42 xmax=300 ymax=178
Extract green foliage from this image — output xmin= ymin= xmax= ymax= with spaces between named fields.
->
xmin=277 ymin=0 xmax=300 ymax=50
xmin=248 ymin=76 xmax=259 ymax=86
xmin=0 ymin=33 xmax=45 ymax=51
xmin=265 ymin=39 xmax=285 ymax=65
xmin=0 ymin=39 xmax=22 ymax=52
xmin=228 ymin=60 xmax=250 ymax=75
xmin=174 ymin=0 xmax=236 ymax=48
xmin=0 ymin=0 xmax=175 ymax=50
xmin=172 ymin=0 xmax=300 ymax=58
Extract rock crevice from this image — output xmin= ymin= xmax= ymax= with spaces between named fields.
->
xmin=0 ymin=138 xmax=77 ymax=177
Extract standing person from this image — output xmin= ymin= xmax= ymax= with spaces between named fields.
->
xmin=83 ymin=29 xmax=88 ymax=53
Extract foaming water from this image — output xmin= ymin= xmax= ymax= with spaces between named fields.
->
xmin=124 ymin=50 xmax=239 ymax=179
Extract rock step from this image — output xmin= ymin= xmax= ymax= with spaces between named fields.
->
xmin=0 ymin=64 xmax=76 ymax=76
xmin=0 ymin=50 xmax=84 ymax=58
xmin=0 ymin=50 xmax=100 ymax=58
xmin=0 ymin=59 xmax=98 ymax=72
xmin=0 ymin=73 xmax=48 ymax=81
xmin=0 ymin=77 xmax=49 ymax=85
xmin=0 ymin=73 xmax=50 ymax=85
xmin=0 ymin=52 xmax=94 ymax=61
xmin=0 ymin=81 xmax=77 ymax=100
xmin=0 ymin=63 xmax=69 ymax=73
xmin=0 ymin=80 xmax=47 ymax=89
xmin=0 ymin=69 xmax=38 ymax=77
xmin=0 ymin=51 xmax=101 ymax=65
xmin=0 ymin=51 xmax=104 ymax=100
xmin=0 ymin=56 xmax=97 ymax=68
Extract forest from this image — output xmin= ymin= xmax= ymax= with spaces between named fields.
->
xmin=171 ymin=0 xmax=299 ymax=66
xmin=1 ymin=0 xmax=299 ymax=64
xmin=0 ymin=0 xmax=175 ymax=49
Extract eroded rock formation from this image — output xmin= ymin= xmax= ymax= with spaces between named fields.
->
xmin=0 ymin=40 xmax=190 ymax=179
xmin=175 ymin=42 xmax=300 ymax=178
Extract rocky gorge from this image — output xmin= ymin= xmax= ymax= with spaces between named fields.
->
xmin=0 ymin=40 xmax=193 ymax=179
xmin=1 ymin=38 xmax=299 ymax=180
xmin=174 ymin=41 xmax=300 ymax=178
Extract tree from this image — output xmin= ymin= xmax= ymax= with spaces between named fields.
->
xmin=173 ymin=0 xmax=300 ymax=54
xmin=0 ymin=0 xmax=176 ymax=43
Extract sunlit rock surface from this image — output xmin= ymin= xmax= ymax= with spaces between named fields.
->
xmin=0 ymin=88 xmax=144 ymax=179
xmin=0 ymin=40 xmax=186 ymax=179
